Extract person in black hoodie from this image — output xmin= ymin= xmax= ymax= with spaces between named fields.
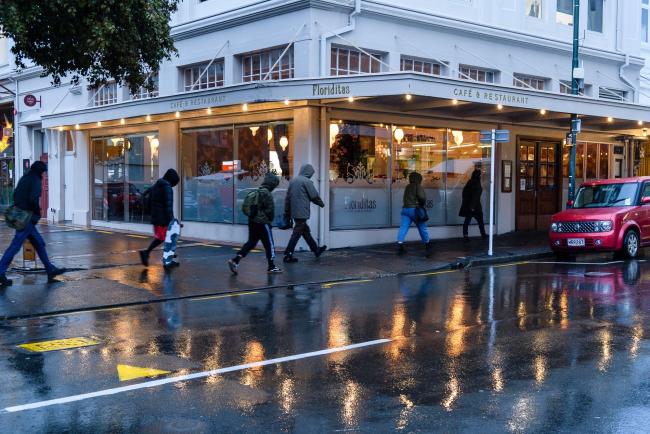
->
xmin=0 ymin=161 xmax=66 ymax=286
xmin=139 ymin=168 xmax=180 ymax=267
xmin=459 ymin=169 xmax=487 ymax=241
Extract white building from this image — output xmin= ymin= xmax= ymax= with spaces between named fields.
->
xmin=0 ymin=0 xmax=649 ymax=249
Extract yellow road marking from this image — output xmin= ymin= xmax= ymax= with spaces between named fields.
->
xmin=94 ymin=230 xmax=113 ymax=235
xmin=117 ymin=364 xmax=170 ymax=382
xmin=127 ymin=234 xmax=148 ymax=239
xmin=409 ymin=269 xmax=458 ymax=278
xmin=322 ymin=279 xmax=373 ymax=289
xmin=198 ymin=243 xmax=222 ymax=248
xmin=18 ymin=337 xmax=100 ymax=353
xmin=492 ymin=261 xmax=529 ymax=268
xmin=191 ymin=291 xmax=259 ymax=301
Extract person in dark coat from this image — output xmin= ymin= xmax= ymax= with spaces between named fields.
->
xmin=283 ymin=164 xmax=326 ymax=263
xmin=0 ymin=161 xmax=67 ymax=286
xmin=459 ymin=169 xmax=487 ymax=241
xmin=228 ymin=173 xmax=282 ymax=275
xmin=139 ymin=168 xmax=180 ymax=267
xmin=397 ymin=171 xmax=432 ymax=257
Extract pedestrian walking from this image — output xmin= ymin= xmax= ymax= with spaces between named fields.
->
xmin=396 ymin=172 xmax=433 ymax=257
xmin=459 ymin=168 xmax=487 ymax=241
xmin=283 ymin=164 xmax=326 ymax=263
xmin=139 ymin=168 xmax=180 ymax=269
xmin=229 ymin=173 xmax=282 ymax=275
xmin=0 ymin=161 xmax=67 ymax=286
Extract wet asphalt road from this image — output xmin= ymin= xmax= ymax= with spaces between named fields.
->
xmin=1 ymin=259 xmax=650 ymax=433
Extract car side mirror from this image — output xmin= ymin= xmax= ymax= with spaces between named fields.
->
xmin=642 ymin=196 xmax=650 ymax=205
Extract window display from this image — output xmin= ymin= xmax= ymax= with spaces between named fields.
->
xmin=92 ymin=134 xmax=159 ymax=223
xmin=181 ymin=122 xmax=293 ymax=225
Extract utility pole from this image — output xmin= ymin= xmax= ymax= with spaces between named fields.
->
xmin=568 ymin=0 xmax=581 ymax=205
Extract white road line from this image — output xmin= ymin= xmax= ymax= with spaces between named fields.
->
xmin=532 ymin=261 xmax=626 ymax=265
xmin=3 ymin=339 xmax=391 ymax=413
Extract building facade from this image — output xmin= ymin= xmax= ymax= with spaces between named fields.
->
xmin=0 ymin=0 xmax=649 ymax=249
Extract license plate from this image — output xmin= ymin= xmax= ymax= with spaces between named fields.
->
xmin=567 ymin=238 xmax=585 ymax=247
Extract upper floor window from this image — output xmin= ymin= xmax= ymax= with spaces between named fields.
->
xmin=643 ymin=0 xmax=649 ymax=43
xmin=90 ymin=81 xmax=118 ymax=106
xmin=599 ymin=87 xmax=627 ymax=101
xmin=560 ymin=79 xmax=588 ymax=96
xmin=459 ymin=65 xmax=496 ymax=83
xmin=330 ymin=47 xmax=382 ymax=76
xmin=587 ymin=0 xmax=603 ymax=32
xmin=401 ymin=56 xmax=442 ymax=75
xmin=131 ymin=73 xmax=159 ymax=100
xmin=514 ymin=74 xmax=546 ymax=90
xmin=182 ymin=60 xmax=224 ymax=92
xmin=242 ymin=47 xmax=294 ymax=82
xmin=526 ymin=0 xmax=542 ymax=18
xmin=556 ymin=0 xmax=574 ymax=25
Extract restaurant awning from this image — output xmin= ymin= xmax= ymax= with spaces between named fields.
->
xmin=41 ymin=72 xmax=650 ymax=134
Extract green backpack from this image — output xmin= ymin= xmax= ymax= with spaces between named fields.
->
xmin=242 ymin=189 xmax=260 ymax=218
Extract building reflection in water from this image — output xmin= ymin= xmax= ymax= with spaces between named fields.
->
xmin=327 ymin=307 xmax=351 ymax=348
xmin=279 ymin=377 xmax=295 ymax=414
xmin=534 ymin=355 xmax=547 ymax=386
xmin=598 ymin=328 xmax=612 ymax=372
xmin=630 ymin=323 xmax=643 ymax=358
xmin=397 ymin=394 xmax=415 ymax=430
xmin=342 ymin=380 xmax=361 ymax=427
xmin=445 ymin=295 xmax=468 ymax=358
xmin=441 ymin=372 xmax=460 ymax=411
xmin=241 ymin=340 xmax=265 ymax=387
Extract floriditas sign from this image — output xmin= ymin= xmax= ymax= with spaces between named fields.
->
xmin=312 ymin=84 xmax=352 ymax=97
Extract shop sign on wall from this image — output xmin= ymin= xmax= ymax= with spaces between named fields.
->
xmin=312 ymin=83 xmax=352 ymax=97
xmin=453 ymin=87 xmax=531 ymax=106
xmin=170 ymin=95 xmax=226 ymax=110
xmin=330 ymin=187 xmax=389 ymax=229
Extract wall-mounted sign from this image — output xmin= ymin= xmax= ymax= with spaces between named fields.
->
xmin=170 ymin=94 xmax=226 ymax=110
xmin=502 ymin=160 xmax=513 ymax=193
xmin=312 ymin=83 xmax=351 ymax=97
xmin=453 ymin=87 xmax=530 ymax=106
xmin=24 ymin=94 xmax=38 ymax=107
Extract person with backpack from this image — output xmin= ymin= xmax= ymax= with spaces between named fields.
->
xmin=139 ymin=168 xmax=180 ymax=269
xmin=228 ymin=173 xmax=282 ymax=275
xmin=0 ymin=161 xmax=67 ymax=286
xmin=396 ymin=171 xmax=433 ymax=257
xmin=282 ymin=163 xmax=326 ymax=263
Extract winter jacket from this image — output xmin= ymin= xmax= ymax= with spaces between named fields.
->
xmin=402 ymin=172 xmax=426 ymax=208
xmin=285 ymin=164 xmax=324 ymax=220
xmin=459 ymin=169 xmax=483 ymax=218
xmin=252 ymin=173 xmax=280 ymax=225
xmin=14 ymin=161 xmax=47 ymax=223
xmin=149 ymin=169 xmax=180 ymax=227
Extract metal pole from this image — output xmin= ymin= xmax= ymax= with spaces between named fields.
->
xmin=568 ymin=0 xmax=581 ymax=205
xmin=488 ymin=129 xmax=496 ymax=256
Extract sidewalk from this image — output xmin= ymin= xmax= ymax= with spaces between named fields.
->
xmin=0 ymin=222 xmax=552 ymax=319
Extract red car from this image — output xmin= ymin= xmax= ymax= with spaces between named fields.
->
xmin=549 ymin=177 xmax=650 ymax=259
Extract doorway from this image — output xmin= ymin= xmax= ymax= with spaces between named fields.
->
xmin=516 ymin=139 xmax=561 ymax=231
xmin=33 ymin=130 xmax=49 ymax=215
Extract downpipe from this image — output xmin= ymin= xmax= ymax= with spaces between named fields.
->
xmin=319 ymin=0 xmax=361 ymax=76
xmin=615 ymin=0 xmax=637 ymax=102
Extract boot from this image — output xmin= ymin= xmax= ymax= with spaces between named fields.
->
xmin=139 ymin=250 xmax=149 ymax=267
xmin=0 ymin=274 xmax=12 ymax=287
xmin=283 ymin=254 xmax=298 ymax=263
xmin=315 ymin=245 xmax=327 ymax=258
xmin=425 ymin=241 xmax=433 ymax=258
xmin=47 ymin=267 xmax=68 ymax=283
xmin=397 ymin=244 xmax=406 ymax=256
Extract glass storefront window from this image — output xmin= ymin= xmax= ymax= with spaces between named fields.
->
xmin=92 ymin=134 xmax=159 ymax=222
xmin=392 ymin=126 xmax=446 ymax=225
xmin=562 ymin=142 xmax=611 ymax=181
xmin=181 ymin=122 xmax=293 ymax=225
xmin=329 ymin=122 xmax=390 ymax=229
xmin=585 ymin=143 xmax=598 ymax=180
xmin=600 ymin=143 xmax=609 ymax=178
xmin=445 ymin=130 xmax=490 ymax=225
xmin=329 ymin=122 xmax=491 ymax=230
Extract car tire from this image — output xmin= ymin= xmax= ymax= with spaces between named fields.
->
xmin=620 ymin=230 xmax=640 ymax=259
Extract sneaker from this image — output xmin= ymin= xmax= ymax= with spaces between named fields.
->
xmin=283 ymin=255 xmax=298 ymax=263
xmin=163 ymin=261 xmax=180 ymax=270
xmin=425 ymin=242 xmax=433 ymax=258
xmin=228 ymin=259 xmax=239 ymax=275
xmin=47 ymin=267 xmax=68 ymax=283
xmin=139 ymin=250 xmax=149 ymax=267
xmin=397 ymin=244 xmax=406 ymax=256
xmin=315 ymin=245 xmax=327 ymax=258
xmin=268 ymin=266 xmax=283 ymax=274
xmin=0 ymin=274 xmax=12 ymax=287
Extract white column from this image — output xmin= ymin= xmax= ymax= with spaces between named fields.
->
xmin=70 ymin=131 xmax=90 ymax=225
xmin=158 ymin=121 xmax=180 ymax=217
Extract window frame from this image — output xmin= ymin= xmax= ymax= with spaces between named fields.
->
xmin=89 ymin=81 xmax=118 ymax=107
xmin=513 ymin=74 xmax=547 ymax=90
xmin=131 ymin=73 xmax=160 ymax=100
xmin=181 ymin=60 xmax=225 ymax=92
xmin=241 ymin=46 xmax=295 ymax=82
xmin=643 ymin=0 xmax=650 ymax=43
xmin=458 ymin=65 xmax=497 ymax=83
xmin=400 ymin=55 xmax=442 ymax=76
xmin=587 ymin=0 xmax=604 ymax=33
xmin=330 ymin=46 xmax=383 ymax=76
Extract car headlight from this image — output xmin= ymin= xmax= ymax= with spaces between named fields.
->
xmin=551 ymin=223 xmax=558 ymax=232
xmin=597 ymin=220 xmax=613 ymax=232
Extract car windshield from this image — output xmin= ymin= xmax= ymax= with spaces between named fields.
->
xmin=573 ymin=183 xmax=638 ymax=208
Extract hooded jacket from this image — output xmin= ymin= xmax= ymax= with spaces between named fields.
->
xmin=251 ymin=173 xmax=280 ymax=225
xmin=285 ymin=164 xmax=324 ymax=220
xmin=402 ymin=172 xmax=427 ymax=208
xmin=459 ymin=169 xmax=483 ymax=217
xmin=149 ymin=168 xmax=180 ymax=227
xmin=14 ymin=161 xmax=47 ymax=223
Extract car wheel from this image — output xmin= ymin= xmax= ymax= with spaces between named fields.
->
xmin=621 ymin=230 xmax=640 ymax=259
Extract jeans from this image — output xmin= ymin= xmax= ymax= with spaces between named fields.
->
xmin=285 ymin=218 xmax=318 ymax=256
xmin=463 ymin=212 xmax=487 ymax=237
xmin=397 ymin=208 xmax=430 ymax=243
xmin=0 ymin=222 xmax=55 ymax=274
